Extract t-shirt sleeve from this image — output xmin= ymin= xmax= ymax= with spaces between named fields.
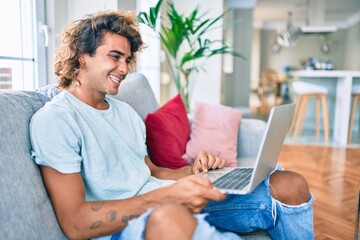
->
xmin=30 ymin=107 xmax=82 ymax=173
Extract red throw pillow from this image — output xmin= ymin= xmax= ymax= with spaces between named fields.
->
xmin=145 ymin=94 xmax=190 ymax=169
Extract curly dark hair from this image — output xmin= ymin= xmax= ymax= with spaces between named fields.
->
xmin=54 ymin=10 xmax=143 ymax=89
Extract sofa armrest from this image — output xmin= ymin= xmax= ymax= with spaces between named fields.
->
xmin=237 ymin=118 xmax=266 ymax=158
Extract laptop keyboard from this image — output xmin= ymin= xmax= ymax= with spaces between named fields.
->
xmin=213 ymin=168 xmax=253 ymax=190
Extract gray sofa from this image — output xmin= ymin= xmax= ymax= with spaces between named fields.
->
xmin=0 ymin=73 xmax=270 ymax=239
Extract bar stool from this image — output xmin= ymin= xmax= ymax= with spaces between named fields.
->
xmin=288 ymin=81 xmax=330 ymax=144
xmin=348 ymin=87 xmax=360 ymax=144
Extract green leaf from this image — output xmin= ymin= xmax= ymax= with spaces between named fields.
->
xmin=137 ymin=0 xmax=245 ymax=105
xmin=149 ymin=7 xmax=157 ymax=25
xmin=155 ymin=0 xmax=163 ymax=15
xmin=137 ymin=12 xmax=149 ymax=25
xmin=198 ymin=9 xmax=231 ymax=37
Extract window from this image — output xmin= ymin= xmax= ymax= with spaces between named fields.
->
xmin=0 ymin=0 xmax=46 ymax=90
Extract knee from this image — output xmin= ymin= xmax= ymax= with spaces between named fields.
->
xmin=145 ymin=204 xmax=197 ymax=240
xmin=269 ymin=170 xmax=311 ymax=205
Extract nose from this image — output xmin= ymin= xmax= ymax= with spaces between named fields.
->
xmin=117 ymin=60 xmax=128 ymax=75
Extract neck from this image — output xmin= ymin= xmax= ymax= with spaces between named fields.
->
xmin=66 ymin=84 xmax=109 ymax=110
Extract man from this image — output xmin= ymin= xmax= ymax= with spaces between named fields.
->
xmin=30 ymin=10 xmax=314 ymax=240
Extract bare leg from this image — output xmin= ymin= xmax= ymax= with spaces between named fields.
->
xmin=145 ymin=204 xmax=197 ymax=240
xmin=269 ymin=170 xmax=311 ymax=205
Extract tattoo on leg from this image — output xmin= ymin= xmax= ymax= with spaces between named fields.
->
xmin=107 ymin=210 xmax=117 ymax=222
xmin=121 ymin=215 xmax=139 ymax=226
xmin=92 ymin=201 xmax=105 ymax=211
xmin=90 ymin=221 xmax=102 ymax=229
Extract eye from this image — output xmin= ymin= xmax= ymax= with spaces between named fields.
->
xmin=108 ymin=53 xmax=120 ymax=61
xmin=126 ymin=57 xmax=132 ymax=64
xmin=108 ymin=53 xmax=121 ymax=62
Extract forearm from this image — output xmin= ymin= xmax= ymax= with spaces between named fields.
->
xmin=60 ymin=192 xmax=163 ymax=239
xmin=152 ymin=165 xmax=193 ymax=180
xmin=41 ymin=166 xmax=168 ymax=240
xmin=145 ymin=156 xmax=194 ymax=180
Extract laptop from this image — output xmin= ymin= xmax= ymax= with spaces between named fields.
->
xmin=198 ymin=103 xmax=296 ymax=194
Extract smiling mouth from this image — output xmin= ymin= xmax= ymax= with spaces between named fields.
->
xmin=109 ymin=74 xmax=125 ymax=84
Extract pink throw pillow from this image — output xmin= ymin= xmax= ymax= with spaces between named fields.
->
xmin=145 ymin=94 xmax=190 ymax=169
xmin=182 ymin=102 xmax=243 ymax=167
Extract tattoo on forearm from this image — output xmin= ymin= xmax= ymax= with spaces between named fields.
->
xmin=90 ymin=220 xmax=102 ymax=229
xmin=121 ymin=215 xmax=139 ymax=226
xmin=107 ymin=210 xmax=117 ymax=222
xmin=88 ymin=210 xmax=117 ymax=231
xmin=92 ymin=201 xmax=105 ymax=211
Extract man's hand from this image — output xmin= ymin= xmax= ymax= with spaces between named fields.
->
xmin=191 ymin=151 xmax=226 ymax=174
xmin=161 ymin=175 xmax=226 ymax=213
xmin=145 ymin=151 xmax=225 ymax=181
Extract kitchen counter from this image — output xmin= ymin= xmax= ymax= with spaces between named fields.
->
xmin=292 ymin=70 xmax=360 ymax=146
xmin=293 ymin=70 xmax=360 ymax=78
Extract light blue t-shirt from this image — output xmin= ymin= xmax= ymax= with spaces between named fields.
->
xmin=30 ymin=90 xmax=173 ymax=202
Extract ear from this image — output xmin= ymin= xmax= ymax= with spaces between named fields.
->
xmin=79 ymin=55 xmax=86 ymax=68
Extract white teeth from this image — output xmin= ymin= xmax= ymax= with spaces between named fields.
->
xmin=109 ymin=75 xmax=120 ymax=83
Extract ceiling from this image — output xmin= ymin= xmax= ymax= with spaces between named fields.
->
xmin=252 ymin=0 xmax=360 ymax=29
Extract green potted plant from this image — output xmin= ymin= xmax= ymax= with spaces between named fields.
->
xmin=137 ymin=0 xmax=245 ymax=109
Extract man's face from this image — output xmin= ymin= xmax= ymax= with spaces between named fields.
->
xmin=80 ymin=32 xmax=132 ymax=96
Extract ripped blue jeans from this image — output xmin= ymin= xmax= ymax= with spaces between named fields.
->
xmin=202 ymin=173 xmax=315 ymax=239
xmin=112 ymin=174 xmax=314 ymax=240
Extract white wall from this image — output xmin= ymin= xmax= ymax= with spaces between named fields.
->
xmin=251 ymin=29 xmax=260 ymax=89
xmin=46 ymin=0 xmax=67 ymax=84
xmin=136 ymin=0 xmax=161 ymax=102
xmin=222 ymin=8 xmax=253 ymax=109
xmin=343 ymin=21 xmax=360 ymax=70
xmin=172 ymin=0 xmax=224 ymax=109
xmin=67 ymin=0 xmax=117 ymax=20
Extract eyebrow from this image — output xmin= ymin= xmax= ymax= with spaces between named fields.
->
xmin=109 ymin=50 xmax=124 ymax=55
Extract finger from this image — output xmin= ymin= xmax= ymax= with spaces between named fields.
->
xmin=192 ymin=157 xmax=204 ymax=175
xmin=218 ymin=159 xmax=226 ymax=169
xmin=188 ymin=177 xmax=226 ymax=201
xmin=200 ymin=185 xmax=226 ymax=202
xmin=205 ymin=152 xmax=216 ymax=171
xmin=182 ymin=198 xmax=209 ymax=214
xmin=192 ymin=165 xmax=200 ymax=175
xmin=189 ymin=175 xmax=213 ymax=188
xmin=210 ymin=157 xmax=222 ymax=169
xmin=194 ymin=152 xmax=206 ymax=173
xmin=199 ymin=153 xmax=209 ymax=173
xmin=190 ymin=198 xmax=210 ymax=213
xmin=178 ymin=177 xmax=226 ymax=206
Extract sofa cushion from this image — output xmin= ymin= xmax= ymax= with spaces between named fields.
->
xmin=0 ymin=90 xmax=67 ymax=239
xmin=113 ymin=73 xmax=159 ymax=121
xmin=36 ymin=83 xmax=59 ymax=99
xmin=145 ymin=94 xmax=190 ymax=169
xmin=237 ymin=119 xmax=267 ymax=159
xmin=183 ymin=102 xmax=243 ymax=167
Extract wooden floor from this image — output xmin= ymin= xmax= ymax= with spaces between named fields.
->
xmin=279 ymin=144 xmax=360 ymax=240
